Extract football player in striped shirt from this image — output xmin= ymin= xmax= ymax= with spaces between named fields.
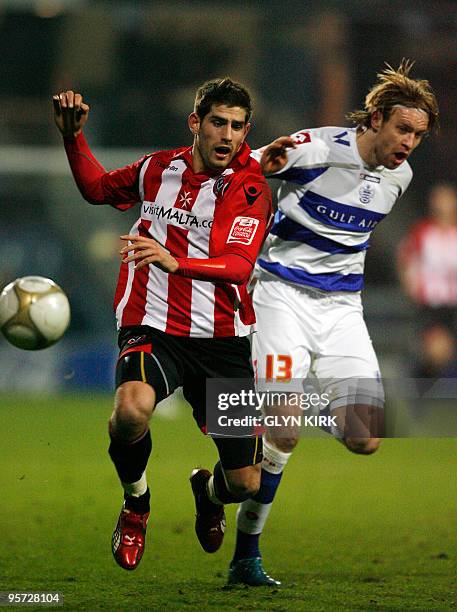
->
xmin=53 ymin=78 xmax=276 ymax=581
xmin=228 ymin=60 xmax=439 ymax=586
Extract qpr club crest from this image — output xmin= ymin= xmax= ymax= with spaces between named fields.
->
xmin=359 ymin=182 xmax=375 ymax=205
xmin=213 ymin=175 xmax=231 ymax=198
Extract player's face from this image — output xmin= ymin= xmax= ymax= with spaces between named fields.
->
xmin=372 ymin=107 xmax=429 ymax=170
xmin=189 ymin=104 xmax=250 ymax=173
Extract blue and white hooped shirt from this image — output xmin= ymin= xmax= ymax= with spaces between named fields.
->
xmin=254 ymin=126 xmax=412 ymax=292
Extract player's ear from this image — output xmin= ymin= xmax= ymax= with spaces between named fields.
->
xmin=188 ymin=112 xmax=200 ymax=136
xmin=370 ymin=109 xmax=382 ymax=133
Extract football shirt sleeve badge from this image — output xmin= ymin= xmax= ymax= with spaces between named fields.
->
xmin=226 ymin=217 xmax=260 ymax=245
xmin=293 ymin=131 xmax=311 ymax=144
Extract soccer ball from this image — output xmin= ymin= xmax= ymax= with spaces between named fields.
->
xmin=0 ymin=276 xmax=71 ymax=350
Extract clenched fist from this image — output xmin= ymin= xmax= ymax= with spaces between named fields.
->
xmin=52 ymin=90 xmax=89 ymax=138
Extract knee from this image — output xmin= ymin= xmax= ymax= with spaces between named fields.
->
xmin=227 ymin=480 xmax=259 ymax=501
xmin=268 ymin=436 xmax=299 ymax=454
xmin=111 ymin=382 xmax=155 ymax=439
xmin=344 ymin=437 xmax=381 ymax=455
xmin=225 ymin=468 xmax=260 ymax=500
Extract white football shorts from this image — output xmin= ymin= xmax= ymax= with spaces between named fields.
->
xmin=252 ymin=275 xmax=384 ymax=410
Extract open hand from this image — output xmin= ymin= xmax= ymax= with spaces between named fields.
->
xmin=260 ymin=136 xmax=296 ymax=175
xmin=120 ymin=235 xmax=179 ymax=273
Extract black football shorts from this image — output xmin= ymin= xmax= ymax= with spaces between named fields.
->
xmin=115 ymin=325 xmax=262 ymax=470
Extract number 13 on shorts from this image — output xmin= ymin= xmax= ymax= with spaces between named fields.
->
xmin=265 ymin=354 xmax=292 ymax=381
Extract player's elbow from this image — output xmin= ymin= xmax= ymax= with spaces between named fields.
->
xmin=230 ymin=270 xmax=252 ymax=285
xmin=74 ymin=188 xmax=105 ymax=206
xmin=74 ymin=178 xmax=108 ymax=206
xmin=227 ymin=259 xmax=253 ymax=285
xmin=85 ymin=196 xmax=105 ymax=206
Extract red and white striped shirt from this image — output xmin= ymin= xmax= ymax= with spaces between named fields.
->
xmin=64 ymin=134 xmax=273 ymax=337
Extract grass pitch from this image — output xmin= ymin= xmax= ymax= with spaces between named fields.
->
xmin=0 ymin=393 xmax=456 ymax=610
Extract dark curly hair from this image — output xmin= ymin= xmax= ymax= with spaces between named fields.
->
xmin=194 ymin=77 xmax=252 ymax=123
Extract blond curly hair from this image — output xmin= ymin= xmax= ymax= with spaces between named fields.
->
xmin=347 ymin=59 xmax=439 ymax=132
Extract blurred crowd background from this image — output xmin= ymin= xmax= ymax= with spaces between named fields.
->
xmin=1 ymin=0 xmax=457 ymax=391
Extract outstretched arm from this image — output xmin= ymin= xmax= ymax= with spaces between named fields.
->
xmin=120 ymin=235 xmax=253 ymax=285
xmin=52 ymin=90 xmax=141 ymax=209
xmin=259 ymin=136 xmax=296 ymax=175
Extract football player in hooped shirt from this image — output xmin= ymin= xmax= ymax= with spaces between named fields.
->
xmin=227 ymin=61 xmax=439 ymax=586
xmin=52 ymin=79 xmax=276 ymax=581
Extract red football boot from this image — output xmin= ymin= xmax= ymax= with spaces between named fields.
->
xmin=111 ymin=504 xmax=150 ymax=570
xmin=190 ymin=468 xmax=226 ymax=553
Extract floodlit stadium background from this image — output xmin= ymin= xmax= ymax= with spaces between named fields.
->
xmin=1 ymin=1 xmax=456 ymax=390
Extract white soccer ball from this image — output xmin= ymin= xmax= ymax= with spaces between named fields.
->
xmin=0 ymin=276 xmax=71 ymax=350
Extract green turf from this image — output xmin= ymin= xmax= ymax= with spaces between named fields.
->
xmin=0 ymin=393 xmax=456 ymax=610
